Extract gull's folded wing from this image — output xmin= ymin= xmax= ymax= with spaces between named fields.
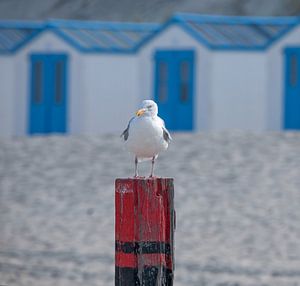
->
xmin=162 ymin=126 xmax=172 ymax=143
xmin=121 ymin=117 xmax=135 ymax=141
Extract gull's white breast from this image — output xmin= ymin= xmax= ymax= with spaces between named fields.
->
xmin=125 ymin=116 xmax=168 ymax=159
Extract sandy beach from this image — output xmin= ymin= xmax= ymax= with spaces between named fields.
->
xmin=1 ymin=132 xmax=300 ymax=286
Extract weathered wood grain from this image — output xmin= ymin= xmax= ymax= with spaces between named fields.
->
xmin=115 ymin=178 xmax=175 ymax=286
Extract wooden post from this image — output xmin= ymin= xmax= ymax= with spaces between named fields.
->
xmin=115 ymin=178 xmax=175 ymax=286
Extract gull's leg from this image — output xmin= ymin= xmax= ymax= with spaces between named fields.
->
xmin=149 ymin=156 xmax=155 ymax=177
xmin=134 ymin=156 xmax=138 ymax=177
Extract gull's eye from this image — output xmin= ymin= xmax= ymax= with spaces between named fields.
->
xmin=147 ymin=105 xmax=152 ymax=109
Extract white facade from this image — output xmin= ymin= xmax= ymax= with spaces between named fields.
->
xmin=0 ymin=56 xmax=15 ymax=137
xmin=210 ymin=52 xmax=268 ymax=131
xmin=82 ymin=55 xmax=139 ymax=134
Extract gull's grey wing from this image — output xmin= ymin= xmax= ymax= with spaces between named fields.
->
xmin=162 ymin=126 xmax=172 ymax=143
xmin=121 ymin=117 xmax=135 ymax=141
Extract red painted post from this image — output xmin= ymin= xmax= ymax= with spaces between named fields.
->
xmin=115 ymin=178 xmax=175 ymax=286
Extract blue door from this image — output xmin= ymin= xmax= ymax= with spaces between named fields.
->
xmin=29 ymin=54 xmax=68 ymax=134
xmin=284 ymin=48 xmax=300 ymax=130
xmin=154 ymin=50 xmax=195 ymax=131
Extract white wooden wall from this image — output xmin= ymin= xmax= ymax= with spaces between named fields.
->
xmin=0 ymin=57 xmax=15 ymax=137
xmin=210 ymin=52 xmax=268 ymax=131
xmin=81 ymin=55 xmax=139 ymax=134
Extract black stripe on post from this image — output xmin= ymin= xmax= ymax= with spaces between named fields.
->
xmin=116 ymin=241 xmax=171 ymax=255
xmin=115 ymin=266 xmax=173 ymax=286
xmin=116 ymin=241 xmax=136 ymax=253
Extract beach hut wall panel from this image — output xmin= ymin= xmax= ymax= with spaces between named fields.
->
xmin=138 ymin=24 xmax=213 ymax=131
xmin=267 ymin=25 xmax=300 ymax=131
xmin=12 ymin=31 xmax=82 ymax=136
xmin=210 ymin=52 xmax=268 ymax=131
xmin=0 ymin=57 xmax=15 ymax=137
xmin=81 ymin=55 xmax=139 ymax=134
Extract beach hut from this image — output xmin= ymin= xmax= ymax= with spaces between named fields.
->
xmin=138 ymin=13 xmax=300 ymax=131
xmin=1 ymin=14 xmax=300 ymax=138
xmin=0 ymin=20 xmax=159 ymax=137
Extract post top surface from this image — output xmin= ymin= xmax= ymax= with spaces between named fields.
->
xmin=116 ymin=177 xmax=173 ymax=180
xmin=115 ymin=177 xmax=174 ymax=183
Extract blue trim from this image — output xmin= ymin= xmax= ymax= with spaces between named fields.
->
xmin=53 ymin=28 xmax=137 ymax=53
xmin=0 ymin=33 xmax=13 ymax=49
xmin=46 ymin=19 xmax=159 ymax=31
xmin=175 ymin=15 xmax=300 ymax=51
xmin=177 ymin=19 xmax=268 ymax=51
xmin=0 ymin=19 xmax=159 ymax=31
xmin=0 ymin=19 xmax=160 ymax=54
xmin=50 ymin=27 xmax=139 ymax=54
xmin=1 ymin=15 xmax=300 ymax=54
xmin=174 ymin=13 xmax=300 ymax=25
xmin=10 ymin=29 xmax=44 ymax=53
xmin=0 ymin=25 xmax=44 ymax=54
xmin=253 ymin=25 xmax=274 ymax=39
xmin=264 ymin=23 xmax=299 ymax=49
xmin=0 ymin=21 xmax=44 ymax=29
xmin=133 ymin=16 xmax=265 ymax=53
xmin=136 ymin=13 xmax=300 ymax=52
xmin=51 ymin=21 xmax=161 ymax=53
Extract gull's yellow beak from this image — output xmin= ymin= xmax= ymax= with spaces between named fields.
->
xmin=136 ymin=108 xmax=146 ymax=116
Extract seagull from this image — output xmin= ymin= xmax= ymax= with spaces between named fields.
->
xmin=121 ymin=99 xmax=172 ymax=177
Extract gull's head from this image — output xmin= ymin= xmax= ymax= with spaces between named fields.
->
xmin=136 ymin=100 xmax=158 ymax=117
